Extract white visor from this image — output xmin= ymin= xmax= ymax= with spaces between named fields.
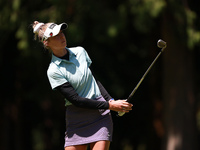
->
xmin=42 ymin=23 xmax=68 ymax=41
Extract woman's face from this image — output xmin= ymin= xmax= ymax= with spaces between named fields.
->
xmin=47 ymin=31 xmax=67 ymax=50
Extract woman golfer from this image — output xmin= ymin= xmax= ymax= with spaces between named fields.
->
xmin=32 ymin=21 xmax=133 ymax=150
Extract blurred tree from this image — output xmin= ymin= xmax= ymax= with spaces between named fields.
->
xmin=161 ymin=0 xmax=200 ymax=150
xmin=0 ymin=0 xmax=200 ymax=150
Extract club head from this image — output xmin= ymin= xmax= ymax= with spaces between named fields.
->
xmin=157 ymin=39 xmax=167 ymax=48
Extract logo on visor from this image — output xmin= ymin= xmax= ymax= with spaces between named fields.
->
xmin=49 ymin=32 xmax=53 ymax=37
xmin=49 ymin=24 xmax=56 ymax=29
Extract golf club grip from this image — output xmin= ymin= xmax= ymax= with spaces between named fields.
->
xmin=127 ymin=49 xmax=163 ymax=103
xmin=118 ymin=111 xmax=125 ymax=116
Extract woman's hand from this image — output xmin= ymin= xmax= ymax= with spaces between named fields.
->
xmin=108 ymin=100 xmax=133 ymax=113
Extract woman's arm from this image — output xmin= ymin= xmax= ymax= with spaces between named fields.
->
xmin=56 ymin=82 xmax=109 ymax=109
xmin=56 ymin=82 xmax=133 ymax=112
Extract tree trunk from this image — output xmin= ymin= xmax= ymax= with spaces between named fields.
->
xmin=161 ymin=10 xmax=198 ymax=150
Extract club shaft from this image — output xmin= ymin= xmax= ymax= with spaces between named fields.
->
xmin=127 ymin=48 xmax=164 ymax=102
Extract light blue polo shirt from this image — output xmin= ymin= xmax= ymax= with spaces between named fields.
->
xmin=47 ymin=46 xmax=101 ymax=106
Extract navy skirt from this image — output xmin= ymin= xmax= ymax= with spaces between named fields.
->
xmin=64 ymin=96 xmax=113 ymax=147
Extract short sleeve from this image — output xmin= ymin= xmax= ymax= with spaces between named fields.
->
xmin=83 ymin=48 xmax=92 ymax=67
xmin=47 ymin=65 xmax=68 ymax=90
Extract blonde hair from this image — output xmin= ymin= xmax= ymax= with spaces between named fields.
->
xmin=32 ymin=21 xmax=52 ymax=49
xmin=32 ymin=21 xmax=52 ymax=42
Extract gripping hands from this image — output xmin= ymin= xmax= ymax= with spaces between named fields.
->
xmin=108 ymin=99 xmax=133 ymax=116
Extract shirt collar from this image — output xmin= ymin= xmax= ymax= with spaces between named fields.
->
xmin=51 ymin=47 xmax=77 ymax=65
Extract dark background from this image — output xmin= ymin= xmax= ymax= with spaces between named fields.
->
xmin=1 ymin=0 xmax=200 ymax=150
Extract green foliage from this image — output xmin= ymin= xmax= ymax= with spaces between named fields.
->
xmin=1 ymin=0 xmax=200 ymax=150
xmin=186 ymin=9 xmax=200 ymax=49
xmin=129 ymin=0 xmax=166 ymax=33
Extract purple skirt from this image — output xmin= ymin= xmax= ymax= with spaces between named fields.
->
xmin=64 ymin=96 xmax=113 ymax=147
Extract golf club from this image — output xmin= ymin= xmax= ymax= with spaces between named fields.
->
xmin=118 ymin=39 xmax=167 ymax=116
